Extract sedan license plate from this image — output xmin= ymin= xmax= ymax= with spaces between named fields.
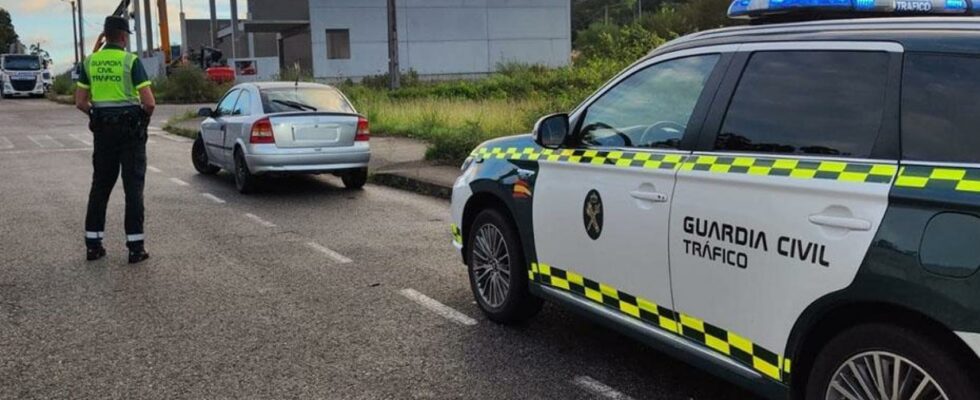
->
xmin=293 ymin=126 xmax=340 ymax=142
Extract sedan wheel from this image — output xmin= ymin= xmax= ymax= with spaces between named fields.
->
xmin=826 ymin=351 xmax=947 ymax=400
xmin=192 ymin=136 xmax=219 ymax=175
xmin=234 ymin=149 xmax=258 ymax=194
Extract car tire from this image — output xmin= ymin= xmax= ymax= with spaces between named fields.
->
xmin=342 ymin=168 xmax=368 ymax=190
xmin=466 ymin=208 xmax=543 ymax=324
xmin=804 ymin=323 xmax=978 ymax=400
xmin=233 ymin=148 xmax=258 ymax=194
xmin=192 ymin=135 xmax=220 ymax=175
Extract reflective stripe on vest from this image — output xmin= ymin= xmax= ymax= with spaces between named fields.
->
xmin=84 ymin=49 xmax=140 ymax=107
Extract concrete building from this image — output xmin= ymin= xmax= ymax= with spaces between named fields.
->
xmin=188 ymin=0 xmax=570 ymax=81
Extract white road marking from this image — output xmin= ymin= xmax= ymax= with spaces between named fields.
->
xmin=148 ymin=126 xmax=163 ymax=131
xmin=0 ymin=137 xmax=12 ymax=149
xmin=0 ymin=148 xmax=89 ymax=155
xmin=244 ymin=213 xmax=276 ymax=228
xmin=572 ymin=376 xmax=636 ymax=400
xmin=28 ymin=135 xmax=63 ymax=148
xmin=69 ymin=133 xmax=92 ymax=146
xmin=398 ymin=288 xmax=477 ymax=326
xmin=169 ymin=177 xmax=189 ymax=186
xmin=201 ymin=193 xmax=226 ymax=204
xmin=305 ymin=242 xmax=352 ymax=264
xmin=147 ymin=139 xmax=157 ymax=144
xmin=147 ymin=165 xmax=162 ymax=173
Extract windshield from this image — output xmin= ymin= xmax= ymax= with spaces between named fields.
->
xmin=3 ymin=56 xmax=42 ymax=71
xmin=261 ymin=87 xmax=355 ymax=114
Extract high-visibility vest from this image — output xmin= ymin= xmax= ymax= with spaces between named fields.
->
xmin=83 ymin=49 xmax=140 ymax=108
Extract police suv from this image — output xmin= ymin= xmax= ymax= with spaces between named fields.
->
xmin=450 ymin=3 xmax=980 ymax=399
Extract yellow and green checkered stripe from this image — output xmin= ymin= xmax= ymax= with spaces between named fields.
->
xmin=451 ymin=224 xmax=463 ymax=244
xmin=681 ymin=155 xmax=897 ymax=184
xmin=530 ymin=262 xmax=789 ymax=382
xmin=472 ymin=147 xmax=897 ymax=184
xmin=894 ymin=165 xmax=980 ymax=193
xmin=472 ymin=147 xmax=684 ymax=170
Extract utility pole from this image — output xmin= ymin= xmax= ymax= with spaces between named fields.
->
xmin=134 ymin=0 xmax=144 ymax=56
xmin=209 ymin=0 xmax=217 ymax=48
xmin=604 ymin=5 xmax=609 ymax=25
xmin=69 ymin=1 xmax=79 ymax=63
xmin=143 ymin=0 xmax=153 ymax=54
xmin=230 ymin=0 xmax=239 ymax=59
xmin=639 ymin=0 xmax=643 ymax=19
xmin=180 ymin=0 xmax=187 ymax=60
xmin=78 ymin=0 xmax=85 ymax=60
xmin=387 ymin=0 xmax=399 ymax=89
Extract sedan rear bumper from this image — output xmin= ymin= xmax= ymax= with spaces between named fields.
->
xmin=245 ymin=143 xmax=370 ymax=174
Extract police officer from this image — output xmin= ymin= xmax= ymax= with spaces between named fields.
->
xmin=75 ymin=16 xmax=155 ymax=264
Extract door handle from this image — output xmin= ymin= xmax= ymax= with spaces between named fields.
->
xmin=629 ymin=190 xmax=668 ymax=203
xmin=808 ymin=215 xmax=872 ymax=231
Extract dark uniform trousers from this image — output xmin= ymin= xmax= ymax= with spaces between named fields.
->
xmin=84 ymin=106 xmax=148 ymax=250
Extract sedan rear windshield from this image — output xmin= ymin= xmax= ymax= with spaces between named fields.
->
xmin=3 ymin=56 xmax=42 ymax=71
xmin=260 ymin=87 xmax=355 ymax=114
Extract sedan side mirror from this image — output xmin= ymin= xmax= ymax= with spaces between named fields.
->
xmin=198 ymin=107 xmax=215 ymax=118
xmin=533 ymin=113 xmax=570 ymax=148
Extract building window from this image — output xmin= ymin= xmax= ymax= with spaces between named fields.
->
xmin=325 ymin=29 xmax=350 ymax=60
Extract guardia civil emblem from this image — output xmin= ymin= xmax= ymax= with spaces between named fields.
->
xmin=583 ymin=190 xmax=603 ymax=240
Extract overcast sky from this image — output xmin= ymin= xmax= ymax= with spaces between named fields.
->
xmin=3 ymin=0 xmax=248 ymax=72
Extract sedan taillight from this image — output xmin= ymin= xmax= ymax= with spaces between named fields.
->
xmin=355 ymin=117 xmax=370 ymax=142
xmin=250 ymin=117 xmax=275 ymax=144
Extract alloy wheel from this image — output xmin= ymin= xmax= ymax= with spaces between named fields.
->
xmin=826 ymin=351 xmax=948 ymax=400
xmin=471 ymin=223 xmax=511 ymax=308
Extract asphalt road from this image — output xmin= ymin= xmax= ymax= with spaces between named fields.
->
xmin=0 ymin=99 xmax=756 ymax=399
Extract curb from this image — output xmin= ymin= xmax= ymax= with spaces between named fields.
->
xmin=369 ymin=172 xmax=452 ymax=199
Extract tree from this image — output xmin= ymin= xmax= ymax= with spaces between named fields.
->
xmin=0 ymin=8 xmax=19 ymax=54
xmin=30 ymin=43 xmax=52 ymax=67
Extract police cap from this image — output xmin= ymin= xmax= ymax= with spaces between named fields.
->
xmin=104 ymin=16 xmax=132 ymax=34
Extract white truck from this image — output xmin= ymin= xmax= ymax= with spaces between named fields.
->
xmin=1 ymin=54 xmax=47 ymax=98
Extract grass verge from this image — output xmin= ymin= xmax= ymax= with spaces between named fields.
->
xmin=162 ymin=110 xmax=200 ymax=139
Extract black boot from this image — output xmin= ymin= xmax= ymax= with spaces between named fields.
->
xmin=127 ymin=240 xmax=150 ymax=264
xmin=129 ymin=249 xmax=150 ymax=264
xmin=86 ymin=246 xmax=106 ymax=261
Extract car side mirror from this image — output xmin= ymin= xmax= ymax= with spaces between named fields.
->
xmin=198 ymin=107 xmax=215 ymax=118
xmin=533 ymin=113 xmax=570 ymax=148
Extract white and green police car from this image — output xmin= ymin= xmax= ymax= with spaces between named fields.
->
xmin=450 ymin=5 xmax=980 ymax=400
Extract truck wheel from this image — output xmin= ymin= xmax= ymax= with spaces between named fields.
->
xmin=342 ymin=168 xmax=368 ymax=190
xmin=804 ymin=323 xmax=978 ymax=400
xmin=233 ymin=149 xmax=258 ymax=194
xmin=192 ymin=136 xmax=220 ymax=175
xmin=466 ymin=208 xmax=542 ymax=324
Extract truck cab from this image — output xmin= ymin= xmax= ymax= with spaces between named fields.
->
xmin=1 ymin=54 xmax=47 ymax=99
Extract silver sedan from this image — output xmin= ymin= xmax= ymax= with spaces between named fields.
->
xmin=192 ymin=82 xmax=370 ymax=193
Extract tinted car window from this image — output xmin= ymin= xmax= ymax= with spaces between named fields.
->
xmin=216 ymin=90 xmax=241 ymax=116
xmin=902 ymin=53 xmax=980 ymax=163
xmin=233 ymin=91 xmax=251 ymax=116
xmin=717 ymin=51 xmax=890 ymax=157
xmin=580 ymin=54 xmax=719 ymax=149
xmin=261 ymin=87 xmax=355 ymax=114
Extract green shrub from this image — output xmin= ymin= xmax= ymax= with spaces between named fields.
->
xmin=50 ymin=72 xmax=74 ymax=95
xmin=153 ymin=66 xmax=227 ymax=104
xmin=575 ymin=22 xmax=665 ymax=62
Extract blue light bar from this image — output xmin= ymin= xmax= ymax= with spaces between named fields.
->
xmin=729 ymin=0 xmax=974 ymax=18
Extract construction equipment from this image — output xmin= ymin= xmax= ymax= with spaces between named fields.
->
xmin=91 ymin=0 xmax=172 ymax=65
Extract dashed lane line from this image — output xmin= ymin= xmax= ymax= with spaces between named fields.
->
xmin=147 ymin=165 xmax=162 ymax=173
xmin=169 ymin=177 xmax=189 ymax=186
xmin=0 ymin=148 xmax=89 ymax=155
xmin=201 ymin=193 xmax=226 ymax=204
xmin=69 ymin=133 xmax=92 ymax=146
xmin=572 ymin=376 xmax=636 ymax=400
xmin=398 ymin=288 xmax=478 ymax=326
xmin=28 ymin=135 xmax=63 ymax=148
xmin=243 ymin=213 xmax=276 ymax=228
xmin=305 ymin=242 xmax=352 ymax=264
